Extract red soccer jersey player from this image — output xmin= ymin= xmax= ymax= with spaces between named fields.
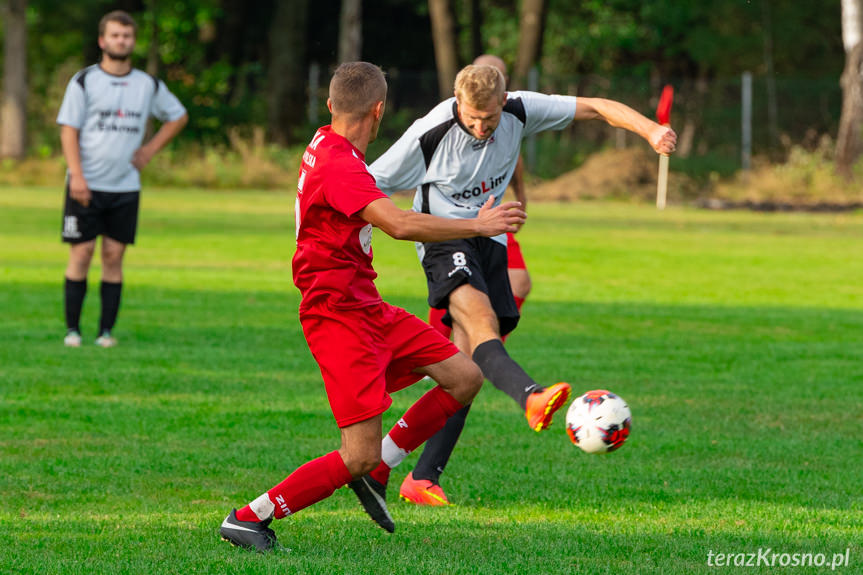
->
xmin=293 ymin=125 xmax=468 ymax=426
xmin=219 ymin=62 xmax=524 ymax=552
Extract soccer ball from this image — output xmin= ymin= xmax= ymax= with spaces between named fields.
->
xmin=565 ymin=390 xmax=632 ymax=454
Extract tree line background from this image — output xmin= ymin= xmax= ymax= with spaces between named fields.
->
xmin=2 ymin=0 xmax=862 ymax=186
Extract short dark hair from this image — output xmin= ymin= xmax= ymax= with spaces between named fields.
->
xmin=99 ymin=10 xmax=137 ymax=37
xmin=329 ymin=62 xmax=387 ymax=118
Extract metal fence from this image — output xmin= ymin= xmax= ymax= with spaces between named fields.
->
xmin=329 ymin=68 xmax=843 ymax=178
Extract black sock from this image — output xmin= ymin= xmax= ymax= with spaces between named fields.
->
xmin=64 ymin=278 xmax=87 ymax=332
xmin=472 ymin=339 xmax=540 ymax=410
xmin=99 ymin=281 xmax=123 ymax=334
xmin=413 ymin=404 xmax=472 ymax=484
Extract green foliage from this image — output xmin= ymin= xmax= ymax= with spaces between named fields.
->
xmin=1 ymin=189 xmax=862 ymax=573
xmin=474 ymin=1 xmax=520 ymax=64
xmin=5 ymin=0 xmax=848 ymax=173
xmin=538 ymin=0 xmax=841 ymax=79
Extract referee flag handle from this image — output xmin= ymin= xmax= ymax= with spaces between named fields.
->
xmin=656 ymin=85 xmax=674 ymax=210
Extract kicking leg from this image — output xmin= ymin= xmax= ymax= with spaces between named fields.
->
xmin=449 ymin=284 xmax=570 ymax=431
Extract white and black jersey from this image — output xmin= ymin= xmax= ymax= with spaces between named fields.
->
xmin=369 ymin=91 xmax=577 ymax=254
xmin=56 ymin=65 xmax=186 ymax=192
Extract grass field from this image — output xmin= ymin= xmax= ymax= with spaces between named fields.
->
xmin=1 ymin=186 xmax=861 ymax=574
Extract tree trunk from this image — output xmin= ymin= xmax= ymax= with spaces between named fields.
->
xmin=761 ymin=0 xmax=779 ymax=154
xmin=469 ymin=0 xmax=482 ymax=61
xmin=677 ymin=71 xmax=709 ymax=158
xmin=1 ymin=0 xmax=28 ymax=159
xmin=512 ymin=0 xmax=546 ymax=90
xmin=429 ymin=0 xmax=459 ymax=100
xmin=338 ymin=0 xmax=362 ymax=63
xmin=145 ymin=0 xmax=160 ymax=77
xmin=267 ymin=0 xmax=308 ymax=145
xmin=837 ymin=0 xmax=863 ymax=179
xmin=837 ymin=43 xmax=863 ymax=179
xmin=214 ymin=0 xmax=249 ymax=105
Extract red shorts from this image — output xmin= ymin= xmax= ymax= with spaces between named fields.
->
xmin=300 ymin=301 xmax=460 ymax=427
xmin=506 ymin=232 xmax=527 ymax=270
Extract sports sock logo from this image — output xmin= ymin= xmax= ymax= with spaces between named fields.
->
xmin=274 ymin=494 xmax=291 ymax=517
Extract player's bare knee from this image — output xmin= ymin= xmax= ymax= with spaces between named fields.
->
xmin=67 ymin=243 xmax=96 ymax=278
xmin=71 ymin=242 xmax=96 ymax=262
xmin=464 ymin=360 xmax=483 ymax=398
xmin=102 ymin=248 xmax=125 ymax=268
xmin=441 ymin=355 xmax=482 ymax=405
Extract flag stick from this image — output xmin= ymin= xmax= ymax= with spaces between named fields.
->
xmin=657 ymin=154 xmax=669 ymax=209
xmin=655 ymin=85 xmax=674 ymax=210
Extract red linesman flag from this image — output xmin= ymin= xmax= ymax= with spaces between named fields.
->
xmin=656 ymin=85 xmax=674 ymax=126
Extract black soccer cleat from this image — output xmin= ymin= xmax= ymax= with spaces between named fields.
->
xmin=348 ymin=475 xmax=395 ymax=533
xmin=220 ymin=509 xmax=279 ymax=552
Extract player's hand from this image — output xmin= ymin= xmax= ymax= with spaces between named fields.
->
xmin=132 ymin=146 xmax=155 ymax=171
xmin=69 ymin=174 xmax=91 ymax=207
xmin=650 ymin=125 xmax=677 ymax=155
xmin=476 ymin=196 xmax=526 ymax=236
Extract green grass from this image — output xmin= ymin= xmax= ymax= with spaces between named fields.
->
xmin=1 ymin=187 xmax=861 ymax=574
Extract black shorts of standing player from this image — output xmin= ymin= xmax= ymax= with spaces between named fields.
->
xmin=421 ymin=236 xmax=520 ymax=337
xmin=61 ymin=185 xmax=140 ymax=245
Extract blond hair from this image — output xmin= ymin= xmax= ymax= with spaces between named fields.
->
xmin=454 ymin=65 xmax=505 ymax=108
xmin=329 ymin=62 xmax=387 ymax=118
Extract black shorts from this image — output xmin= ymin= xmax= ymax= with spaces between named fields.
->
xmin=62 ymin=186 xmax=140 ymax=245
xmin=421 ymin=237 xmax=520 ymax=337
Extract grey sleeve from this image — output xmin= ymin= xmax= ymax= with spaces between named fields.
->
xmin=368 ymin=126 xmax=427 ymax=194
xmin=56 ymin=79 xmax=86 ymax=128
xmin=518 ymin=91 xmax=578 ymax=137
xmin=151 ymin=80 xmax=187 ymax=122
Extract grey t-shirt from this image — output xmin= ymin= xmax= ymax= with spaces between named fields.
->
xmin=57 ymin=65 xmax=187 ymax=192
xmin=369 ymin=91 xmax=577 ymax=252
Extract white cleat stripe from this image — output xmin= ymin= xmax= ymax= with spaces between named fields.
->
xmin=221 ymin=518 xmax=260 ymax=533
xmin=363 ymin=477 xmax=393 ymax=521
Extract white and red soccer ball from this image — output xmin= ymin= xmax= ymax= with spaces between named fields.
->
xmin=565 ymin=389 xmax=632 ymax=454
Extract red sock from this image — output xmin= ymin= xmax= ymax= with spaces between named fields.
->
xmin=370 ymin=386 xmax=463 ymax=485
xmin=235 ymin=450 xmax=352 ymax=521
xmin=428 ymin=307 xmax=451 ymax=339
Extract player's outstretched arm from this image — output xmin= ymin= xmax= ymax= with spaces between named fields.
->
xmin=360 ymin=196 xmax=525 ymax=243
xmin=574 ymin=97 xmax=677 ymax=155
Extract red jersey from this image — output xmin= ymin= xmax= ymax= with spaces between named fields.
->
xmin=292 ymin=126 xmax=388 ymax=311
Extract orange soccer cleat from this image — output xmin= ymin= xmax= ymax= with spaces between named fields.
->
xmin=399 ymin=472 xmax=451 ymax=506
xmin=525 ymin=382 xmax=572 ymax=432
